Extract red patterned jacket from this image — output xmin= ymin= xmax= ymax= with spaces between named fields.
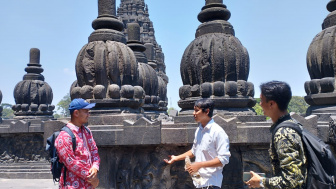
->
xmin=55 ymin=123 xmax=100 ymax=189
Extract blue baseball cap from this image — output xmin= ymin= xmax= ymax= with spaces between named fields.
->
xmin=69 ymin=98 xmax=96 ymax=112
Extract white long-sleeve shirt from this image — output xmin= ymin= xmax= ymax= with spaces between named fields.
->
xmin=191 ymin=119 xmax=231 ymax=188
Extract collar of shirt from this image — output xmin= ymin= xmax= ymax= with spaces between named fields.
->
xmin=269 ymin=114 xmax=291 ymax=132
xmin=67 ymin=122 xmax=83 ymax=133
xmin=198 ymin=119 xmax=215 ymax=131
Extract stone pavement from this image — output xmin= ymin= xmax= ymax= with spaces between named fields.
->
xmin=0 ymin=179 xmax=58 ymax=189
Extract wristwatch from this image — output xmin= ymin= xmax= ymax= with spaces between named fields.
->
xmin=260 ymin=178 xmax=265 ymax=188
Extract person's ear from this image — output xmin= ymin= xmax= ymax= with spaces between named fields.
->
xmin=269 ymin=100 xmax=278 ymax=109
xmin=73 ymin=109 xmax=79 ymax=117
xmin=205 ymin=108 xmax=210 ymax=115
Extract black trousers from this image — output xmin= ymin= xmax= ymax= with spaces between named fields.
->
xmin=199 ymin=186 xmax=221 ymax=189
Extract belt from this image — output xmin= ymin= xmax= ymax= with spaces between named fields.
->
xmin=199 ymin=186 xmax=220 ymax=189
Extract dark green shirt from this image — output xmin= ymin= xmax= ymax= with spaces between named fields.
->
xmin=264 ymin=114 xmax=307 ymax=189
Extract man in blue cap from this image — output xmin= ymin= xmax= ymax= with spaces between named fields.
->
xmin=55 ymin=98 xmax=101 ymax=188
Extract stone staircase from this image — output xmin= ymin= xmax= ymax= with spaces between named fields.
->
xmin=0 ymin=162 xmax=52 ymax=179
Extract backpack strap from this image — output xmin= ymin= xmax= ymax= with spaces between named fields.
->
xmin=271 ymin=120 xmax=303 ymax=148
xmin=83 ymin=126 xmax=91 ymax=135
xmin=60 ymin=126 xmax=76 ymax=187
xmin=61 ymin=126 xmax=76 ymax=151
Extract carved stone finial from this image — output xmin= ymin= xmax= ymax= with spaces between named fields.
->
xmin=178 ymin=1 xmax=255 ymax=115
xmin=199 ymin=0 xmax=230 ymax=23
xmin=127 ymin=23 xmax=162 ymax=113
xmin=23 ymin=48 xmax=44 ymax=81
xmin=323 ymin=0 xmax=336 ymax=29
xmin=327 ymin=0 xmax=336 ymax=13
xmin=98 ymin=0 xmax=116 ymax=16
xmin=71 ymin=0 xmax=146 ymax=114
xmin=12 ymin=48 xmax=54 ymax=119
xmin=127 ymin=23 xmax=147 ymax=64
xmin=305 ymin=1 xmax=336 ymax=117
xmin=115 ymin=0 xmax=168 ymax=112
xmin=89 ymin=0 xmax=125 ymax=42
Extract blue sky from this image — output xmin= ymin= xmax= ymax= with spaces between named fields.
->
xmin=0 ymin=0 xmax=330 ymax=111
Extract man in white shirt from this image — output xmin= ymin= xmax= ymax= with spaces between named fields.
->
xmin=164 ymin=98 xmax=231 ymax=189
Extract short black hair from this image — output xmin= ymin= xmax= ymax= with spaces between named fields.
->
xmin=260 ymin=81 xmax=292 ymax=111
xmin=70 ymin=109 xmax=75 ymax=116
xmin=194 ymin=98 xmax=215 ymax=117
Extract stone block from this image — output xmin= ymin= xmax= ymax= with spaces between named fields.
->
xmin=168 ymin=109 xmax=178 ymax=117
xmin=174 ymin=115 xmax=195 ymax=124
xmin=91 ymin=130 xmax=119 ymax=146
xmin=0 ymin=126 xmax=9 ymax=133
xmin=43 ymin=120 xmax=68 ymax=145
xmin=291 ymin=113 xmax=318 ymax=136
xmin=161 ymin=125 xmax=196 ymax=144
xmin=9 ymin=120 xmax=30 ymax=133
xmin=237 ymin=123 xmax=271 ymax=144
xmin=121 ymin=117 xmax=161 ymax=145
xmin=213 ymin=115 xmax=239 ymax=143
xmin=89 ymin=114 xmax=143 ymax=126
xmin=235 ymin=115 xmax=266 ymax=122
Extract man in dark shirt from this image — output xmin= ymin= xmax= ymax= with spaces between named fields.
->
xmin=246 ymin=81 xmax=307 ymax=189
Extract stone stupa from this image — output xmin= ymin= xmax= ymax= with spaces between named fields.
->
xmin=304 ymin=0 xmax=336 ymax=119
xmin=12 ymin=48 xmax=54 ymax=119
xmin=178 ymin=0 xmax=256 ymax=115
xmin=117 ymin=0 xmax=168 ymax=112
xmin=70 ymin=0 xmax=146 ymax=114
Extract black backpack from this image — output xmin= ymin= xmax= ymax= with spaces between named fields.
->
xmin=46 ymin=126 xmax=76 ymax=186
xmin=272 ymin=121 xmax=336 ymax=189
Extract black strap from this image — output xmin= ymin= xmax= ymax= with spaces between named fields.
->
xmin=84 ymin=126 xmax=91 ymax=135
xmin=61 ymin=126 xmax=76 ymax=151
xmin=63 ymin=166 xmax=67 ymax=186
xmin=60 ymin=126 xmax=76 ymax=186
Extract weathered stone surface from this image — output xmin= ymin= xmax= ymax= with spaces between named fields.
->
xmin=178 ymin=1 xmax=255 ymax=114
xmin=118 ymin=0 xmax=169 ymax=112
xmin=305 ymin=1 xmax=336 ymax=117
xmin=43 ymin=120 xmax=68 ymax=142
xmin=97 ymin=145 xmax=244 ymax=189
xmin=71 ymin=0 xmax=145 ymax=113
xmin=12 ymin=48 xmax=54 ymax=118
xmin=168 ymin=110 xmax=178 ymax=117
xmin=8 ymin=120 xmax=30 ymax=133
xmin=130 ymin=22 xmax=162 ymax=113
xmin=0 ymin=133 xmax=48 ymax=164
xmin=241 ymin=145 xmax=271 ymax=178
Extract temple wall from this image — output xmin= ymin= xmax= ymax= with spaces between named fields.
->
xmin=0 ymin=133 xmax=48 ymax=164
xmin=0 ymin=112 xmax=333 ymax=188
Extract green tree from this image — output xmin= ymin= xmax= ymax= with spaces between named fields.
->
xmin=1 ymin=103 xmax=14 ymax=119
xmin=252 ymin=98 xmax=263 ymax=115
xmin=57 ymin=93 xmax=71 ymax=117
xmin=288 ymin=96 xmax=309 ymax=115
xmin=53 ymin=112 xmax=61 ymax=119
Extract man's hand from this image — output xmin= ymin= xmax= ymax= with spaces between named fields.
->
xmin=88 ymin=167 xmax=99 ymax=188
xmin=245 ymin=171 xmax=261 ymax=188
xmin=185 ymin=162 xmax=202 ymax=175
xmin=164 ymin=155 xmax=178 ymax=164
xmin=88 ymin=176 xmax=99 ymax=188
xmin=88 ymin=167 xmax=98 ymax=179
